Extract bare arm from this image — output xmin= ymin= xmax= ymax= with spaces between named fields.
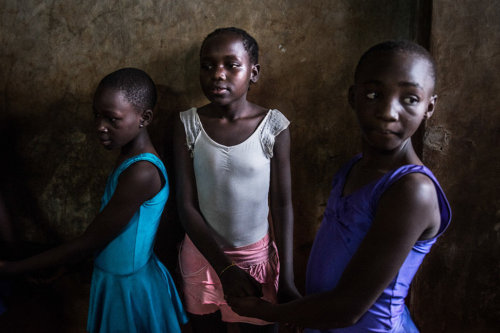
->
xmin=229 ymin=173 xmax=440 ymax=328
xmin=270 ymin=128 xmax=301 ymax=301
xmin=173 ymin=117 xmax=262 ymax=297
xmin=0 ymin=161 xmax=161 ymax=274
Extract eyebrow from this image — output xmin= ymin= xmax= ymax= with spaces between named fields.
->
xmin=399 ymin=81 xmax=423 ymax=90
xmin=201 ymin=53 xmax=243 ymax=61
xmin=361 ymin=79 xmax=423 ymax=90
xmin=94 ymin=106 xmax=120 ymax=115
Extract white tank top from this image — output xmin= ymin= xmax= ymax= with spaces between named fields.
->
xmin=180 ymin=107 xmax=290 ymax=247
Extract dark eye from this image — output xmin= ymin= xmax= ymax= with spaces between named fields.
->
xmin=403 ymin=96 xmax=419 ymax=105
xmin=201 ymin=63 xmax=213 ymax=70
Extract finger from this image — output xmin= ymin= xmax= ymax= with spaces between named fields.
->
xmin=251 ymin=279 xmax=263 ymax=297
xmin=224 ymin=287 xmax=246 ymax=298
xmin=245 ymin=278 xmax=263 ymax=297
xmin=240 ymin=282 xmax=257 ymax=297
xmin=243 ymin=273 xmax=263 ymax=297
xmin=226 ymin=295 xmax=242 ymax=307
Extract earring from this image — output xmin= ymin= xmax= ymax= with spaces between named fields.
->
xmin=139 ymin=123 xmax=144 ymax=128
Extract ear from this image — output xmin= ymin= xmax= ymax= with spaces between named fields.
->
xmin=250 ymin=63 xmax=260 ymax=84
xmin=140 ymin=109 xmax=154 ymax=127
xmin=424 ymin=94 xmax=437 ymax=119
xmin=348 ymin=85 xmax=356 ymax=109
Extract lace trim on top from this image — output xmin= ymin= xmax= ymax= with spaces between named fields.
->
xmin=179 ymin=108 xmax=290 ymax=159
xmin=259 ymin=109 xmax=290 ymax=158
xmin=179 ymin=108 xmax=201 ymax=157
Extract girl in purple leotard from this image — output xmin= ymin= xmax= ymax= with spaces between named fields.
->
xmin=228 ymin=40 xmax=451 ymax=332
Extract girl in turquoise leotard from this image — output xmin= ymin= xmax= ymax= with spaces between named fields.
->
xmin=0 ymin=68 xmax=188 ymax=332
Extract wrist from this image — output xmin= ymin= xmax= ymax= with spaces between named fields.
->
xmin=260 ymin=300 xmax=280 ymax=322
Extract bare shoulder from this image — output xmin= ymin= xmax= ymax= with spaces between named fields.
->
xmin=380 ymin=172 xmax=440 ymax=239
xmin=117 ymin=160 xmax=162 ymax=196
xmin=121 ymin=160 xmax=161 ymax=180
xmin=389 ymin=172 xmax=437 ymax=204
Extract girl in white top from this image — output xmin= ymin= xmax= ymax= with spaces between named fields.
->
xmin=174 ymin=27 xmax=300 ymax=333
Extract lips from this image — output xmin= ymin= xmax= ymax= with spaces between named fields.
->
xmin=371 ymin=126 xmax=399 ymax=136
xmin=378 ymin=129 xmax=397 ymax=135
xmin=210 ymin=86 xmax=229 ymax=95
xmin=99 ymin=136 xmax=111 ymax=146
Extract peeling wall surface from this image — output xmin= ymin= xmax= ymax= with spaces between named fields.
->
xmin=411 ymin=1 xmax=500 ymax=332
xmin=0 ymin=0 xmax=498 ymax=332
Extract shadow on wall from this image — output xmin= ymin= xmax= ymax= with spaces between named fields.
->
xmin=0 ymin=43 xmax=203 ymax=331
xmin=0 ymin=90 xmax=119 ymax=331
xmin=150 ymin=44 xmax=200 ymax=275
xmin=0 ymin=117 xmax=59 ymax=247
xmin=0 ymin=114 xmax=93 ymax=332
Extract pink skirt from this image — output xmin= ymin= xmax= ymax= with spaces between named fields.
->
xmin=178 ymin=233 xmax=279 ymax=325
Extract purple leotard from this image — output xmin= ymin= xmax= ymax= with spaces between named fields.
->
xmin=305 ymin=155 xmax=451 ymax=333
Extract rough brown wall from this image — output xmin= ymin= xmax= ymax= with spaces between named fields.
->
xmin=0 ymin=0 xmax=498 ymax=332
xmin=410 ymin=1 xmax=500 ymax=332
xmin=0 ymin=0 xmax=413 ymax=242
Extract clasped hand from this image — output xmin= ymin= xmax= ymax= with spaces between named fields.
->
xmin=219 ymin=264 xmax=262 ymax=298
xmin=226 ymin=293 xmax=269 ymax=318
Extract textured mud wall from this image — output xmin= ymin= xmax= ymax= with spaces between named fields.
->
xmin=0 ymin=0 xmax=498 ymax=332
xmin=0 ymin=0 xmax=414 ymax=245
xmin=410 ymin=1 xmax=500 ymax=332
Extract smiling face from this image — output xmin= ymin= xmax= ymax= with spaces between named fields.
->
xmin=93 ymin=87 xmax=144 ymax=150
xmin=349 ymin=51 xmax=437 ymax=153
xmin=199 ymin=32 xmax=259 ymax=108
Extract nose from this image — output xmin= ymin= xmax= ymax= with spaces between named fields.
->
xmin=376 ymin=98 xmax=399 ymax=121
xmin=213 ymin=65 xmax=226 ymax=80
xmin=96 ymin=118 xmax=108 ymax=133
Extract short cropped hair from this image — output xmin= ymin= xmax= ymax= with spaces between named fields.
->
xmin=200 ymin=27 xmax=259 ymax=65
xmin=354 ymin=40 xmax=437 ymax=86
xmin=97 ymin=68 xmax=157 ymax=111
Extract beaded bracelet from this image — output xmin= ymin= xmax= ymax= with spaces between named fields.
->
xmin=219 ymin=262 xmax=237 ymax=277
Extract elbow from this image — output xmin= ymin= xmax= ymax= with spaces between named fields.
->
xmin=78 ymin=232 xmax=111 ymax=257
xmin=335 ymin=309 xmax=365 ymax=328
xmin=271 ymin=197 xmax=293 ymax=210
xmin=341 ymin=314 xmax=363 ymax=327
xmin=315 ymin=307 xmax=365 ymax=330
xmin=314 ymin=316 xmax=362 ymax=330
xmin=335 ymin=304 xmax=366 ymax=327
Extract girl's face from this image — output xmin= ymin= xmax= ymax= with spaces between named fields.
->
xmin=349 ymin=51 xmax=437 ymax=153
xmin=199 ymin=33 xmax=259 ymax=108
xmin=93 ymin=87 xmax=144 ymax=150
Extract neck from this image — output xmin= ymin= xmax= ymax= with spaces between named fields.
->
xmin=210 ymin=99 xmax=251 ymax=121
xmin=361 ymin=139 xmax=422 ymax=172
xmin=119 ymin=131 xmax=154 ymax=160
